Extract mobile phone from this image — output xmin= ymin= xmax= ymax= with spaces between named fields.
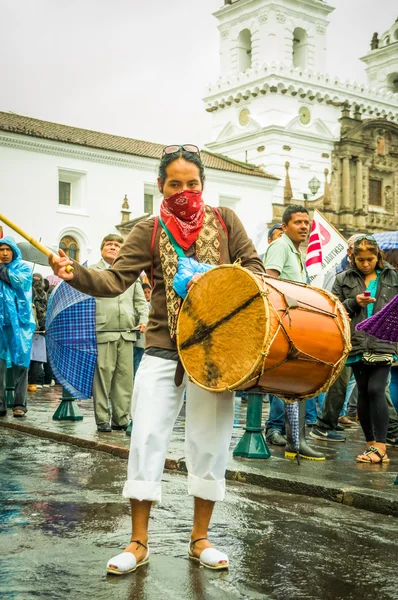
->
xmin=363 ymin=291 xmax=371 ymax=297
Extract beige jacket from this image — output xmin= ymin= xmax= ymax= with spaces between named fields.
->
xmin=89 ymin=259 xmax=149 ymax=344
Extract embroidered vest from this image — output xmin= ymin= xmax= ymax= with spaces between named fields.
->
xmin=159 ymin=205 xmax=222 ymax=340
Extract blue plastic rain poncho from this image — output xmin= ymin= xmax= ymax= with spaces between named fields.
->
xmin=173 ymin=257 xmax=214 ymax=299
xmin=0 ymin=236 xmax=36 ymax=368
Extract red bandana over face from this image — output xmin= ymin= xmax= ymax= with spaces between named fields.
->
xmin=160 ymin=189 xmax=205 ymax=250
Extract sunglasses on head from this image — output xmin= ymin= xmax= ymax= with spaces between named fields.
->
xmin=162 ymin=144 xmax=200 ymax=157
xmin=354 ymin=234 xmax=378 ymax=246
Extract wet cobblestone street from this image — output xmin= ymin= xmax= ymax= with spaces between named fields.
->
xmin=1 ymin=428 xmax=398 ymax=600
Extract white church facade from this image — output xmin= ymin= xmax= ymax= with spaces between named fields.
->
xmin=1 ymin=0 xmax=397 ymax=263
xmin=0 ymin=112 xmax=278 ymax=264
xmin=203 ymin=0 xmax=398 ymax=225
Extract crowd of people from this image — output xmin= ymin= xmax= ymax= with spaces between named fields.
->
xmin=1 ymin=144 xmax=396 ymax=574
xmin=263 ymin=208 xmax=398 ymax=466
xmin=28 ymin=273 xmax=55 ymax=391
xmin=0 ymin=234 xmax=152 ymax=430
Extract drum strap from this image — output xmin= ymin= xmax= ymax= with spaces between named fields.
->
xmin=150 ymin=207 xmax=228 ymax=286
xmin=212 ymin=207 xmax=229 ymax=238
xmin=158 ymin=217 xmax=186 ymax=258
xmin=150 ymin=215 xmax=186 ymax=285
xmin=151 ymin=207 xmax=223 ymax=341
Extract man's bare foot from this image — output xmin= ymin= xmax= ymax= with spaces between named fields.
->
xmin=189 ymin=538 xmax=228 ymax=566
xmin=106 ymin=538 xmax=149 ymax=574
xmin=109 ymin=539 xmax=148 ymax=565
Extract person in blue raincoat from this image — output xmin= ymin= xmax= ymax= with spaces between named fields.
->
xmin=0 ymin=236 xmax=36 ymax=417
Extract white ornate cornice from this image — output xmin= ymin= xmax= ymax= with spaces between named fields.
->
xmin=0 ymin=132 xmax=159 ymax=171
xmin=206 ymin=168 xmax=278 ymax=189
xmin=0 ymin=131 xmax=275 ymax=186
xmin=204 ymin=62 xmax=398 ymax=120
xmin=214 ymin=0 xmax=333 ymax=19
xmin=258 ymin=11 xmax=268 ymax=24
xmin=207 ymin=124 xmax=335 ymax=152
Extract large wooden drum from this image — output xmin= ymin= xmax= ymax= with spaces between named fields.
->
xmin=176 ymin=265 xmax=351 ymax=402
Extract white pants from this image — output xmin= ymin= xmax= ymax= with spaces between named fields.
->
xmin=123 ymin=354 xmax=234 ymax=503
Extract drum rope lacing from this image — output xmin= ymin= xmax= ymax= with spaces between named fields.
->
xmin=251 ymin=276 xmax=351 ymax=400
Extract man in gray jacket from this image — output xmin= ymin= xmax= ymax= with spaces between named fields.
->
xmin=90 ymin=234 xmax=149 ymax=433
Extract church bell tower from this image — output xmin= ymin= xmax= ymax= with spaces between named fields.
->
xmin=216 ymin=0 xmax=332 ymax=77
xmin=203 ymin=0 xmax=338 ymax=201
xmin=360 ymin=19 xmax=398 ymax=94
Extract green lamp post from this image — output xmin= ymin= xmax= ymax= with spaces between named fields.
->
xmin=52 ymin=386 xmax=84 ymax=421
xmin=233 ymin=389 xmax=271 ymax=459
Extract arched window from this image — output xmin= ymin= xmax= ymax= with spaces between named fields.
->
xmin=387 ymin=72 xmax=398 ymax=93
xmin=293 ymin=27 xmax=308 ymax=69
xmin=237 ymin=29 xmax=252 ymax=73
xmin=59 ymin=235 xmax=80 ymax=262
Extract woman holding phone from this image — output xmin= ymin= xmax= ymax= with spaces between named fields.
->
xmin=332 ymin=235 xmax=398 ymax=464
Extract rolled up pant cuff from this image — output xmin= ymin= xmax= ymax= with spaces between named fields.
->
xmin=188 ymin=474 xmax=226 ymax=502
xmin=122 ymin=480 xmax=162 ymax=502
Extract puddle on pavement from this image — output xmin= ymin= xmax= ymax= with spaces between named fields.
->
xmin=1 ymin=428 xmax=397 ymax=600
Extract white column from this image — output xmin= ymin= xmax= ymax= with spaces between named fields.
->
xmin=355 ymin=158 xmax=363 ymax=212
xmin=342 ymin=156 xmax=351 ymax=210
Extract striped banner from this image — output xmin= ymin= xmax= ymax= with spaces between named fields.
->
xmin=306 ymin=209 xmax=347 ymax=287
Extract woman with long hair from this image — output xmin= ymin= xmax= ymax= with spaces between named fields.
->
xmin=332 ymin=235 xmax=398 ymax=464
xmin=49 ymin=145 xmax=265 ymax=574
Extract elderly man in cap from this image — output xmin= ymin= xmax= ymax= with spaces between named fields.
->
xmin=0 ymin=236 xmax=36 ymax=417
xmin=90 ymin=234 xmax=149 ymax=433
xmin=267 ymin=223 xmax=283 ymax=244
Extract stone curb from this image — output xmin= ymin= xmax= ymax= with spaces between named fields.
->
xmin=1 ymin=420 xmax=397 ymax=518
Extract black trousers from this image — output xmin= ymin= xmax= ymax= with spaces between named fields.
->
xmin=316 ymin=364 xmax=398 ymax=438
xmin=29 ymin=357 xmax=53 ymax=385
xmin=352 ymin=362 xmax=390 ymax=443
xmin=0 ymin=359 xmax=28 ymax=413
xmin=316 ymin=366 xmax=351 ymax=431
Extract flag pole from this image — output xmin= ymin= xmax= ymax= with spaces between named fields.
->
xmin=0 ymin=213 xmax=74 ymax=273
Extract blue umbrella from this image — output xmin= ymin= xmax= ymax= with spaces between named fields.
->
xmin=46 ymin=282 xmax=97 ymax=400
xmin=373 ymin=231 xmax=398 ymax=250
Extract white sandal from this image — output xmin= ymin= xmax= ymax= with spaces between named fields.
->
xmin=188 ymin=537 xmax=229 ymax=570
xmin=106 ymin=539 xmax=150 ymax=575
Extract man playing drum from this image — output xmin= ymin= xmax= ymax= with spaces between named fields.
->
xmin=49 ymin=145 xmax=265 ymax=574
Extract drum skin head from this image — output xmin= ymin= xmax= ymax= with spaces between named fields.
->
xmin=177 ymin=265 xmax=351 ymax=399
xmin=177 ymin=265 xmax=269 ymax=392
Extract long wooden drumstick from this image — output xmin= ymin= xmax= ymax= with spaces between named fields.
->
xmin=0 ymin=213 xmax=74 ymax=273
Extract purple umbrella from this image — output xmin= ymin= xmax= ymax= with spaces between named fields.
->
xmin=356 ymin=295 xmax=398 ymax=343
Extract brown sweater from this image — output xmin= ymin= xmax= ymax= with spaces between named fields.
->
xmin=69 ymin=206 xmax=265 ymax=351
